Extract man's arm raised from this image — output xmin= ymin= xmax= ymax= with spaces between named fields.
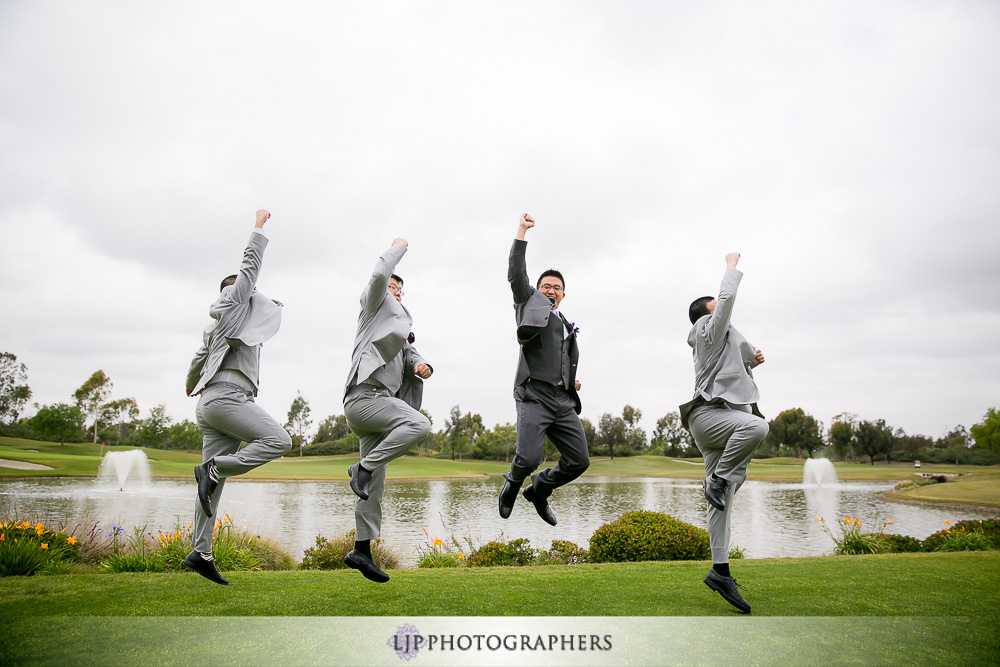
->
xmin=362 ymin=238 xmax=408 ymax=312
xmin=704 ymin=252 xmax=743 ymax=345
xmin=509 ymin=213 xmax=535 ymax=304
xmin=226 ymin=209 xmax=271 ymax=305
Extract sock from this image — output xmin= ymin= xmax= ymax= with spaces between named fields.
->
xmin=713 ymin=562 xmax=730 ymax=578
xmin=199 ymin=551 xmax=214 ymax=562
xmin=208 ymin=464 xmax=220 ymax=483
xmin=356 ymin=539 xmax=372 ymax=559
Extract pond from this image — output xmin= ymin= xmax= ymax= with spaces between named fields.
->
xmin=1 ymin=476 xmax=994 ymax=566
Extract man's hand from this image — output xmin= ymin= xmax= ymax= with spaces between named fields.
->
xmin=726 ymin=252 xmax=740 ymax=269
xmin=392 ymin=238 xmax=408 ymax=247
xmin=255 ymin=209 xmax=270 ymax=228
xmin=414 ymin=363 xmax=432 ymax=379
xmin=574 ymin=380 xmax=582 ymax=391
xmin=754 ymin=349 xmax=765 ymax=365
xmin=515 ymin=213 xmax=535 ymax=240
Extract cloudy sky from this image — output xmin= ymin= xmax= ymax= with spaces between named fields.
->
xmin=1 ymin=1 xmax=998 ymax=442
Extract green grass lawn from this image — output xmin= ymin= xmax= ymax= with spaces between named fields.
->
xmin=0 ymin=553 xmax=997 ymax=665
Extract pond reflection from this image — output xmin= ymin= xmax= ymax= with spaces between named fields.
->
xmin=1 ymin=476 xmax=995 ymax=566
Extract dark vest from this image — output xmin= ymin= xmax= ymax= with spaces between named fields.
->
xmin=523 ymin=314 xmax=573 ymax=387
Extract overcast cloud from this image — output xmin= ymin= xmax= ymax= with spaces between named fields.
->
xmin=2 ymin=1 xmax=998 ymax=441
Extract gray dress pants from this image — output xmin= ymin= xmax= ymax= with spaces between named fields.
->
xmin=344 ymin=384 xmax=431 ymax=541
xmin=508 ymin=380 xmax=590 ymax=499
xmin=192 ymin=383 xmax=292 ymax=554
xmin=688 ymin=403 xmax=769 ymax=564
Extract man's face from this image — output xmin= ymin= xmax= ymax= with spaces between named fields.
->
xmin=706 ymin=299 xmax=718 ymax=314
xmin=388 ymin=278 xmax=403 ymax=303
xmin=538 ymin=276 xmax=565 ymax=309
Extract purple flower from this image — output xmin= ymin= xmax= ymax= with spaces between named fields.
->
xmin=570 ymin=322 xmax=580 ymax=335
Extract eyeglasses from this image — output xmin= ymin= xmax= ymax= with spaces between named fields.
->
xmin=388 ymin=284 xmax=404 ymax=295
xmin=538 ymin=284 xmax=563 ymax=292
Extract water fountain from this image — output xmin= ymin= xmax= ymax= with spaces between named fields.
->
xmin=97 ymin=450 xmax=152 ymax=490
xmin=803 ymin=457 xmax=838 ymax=487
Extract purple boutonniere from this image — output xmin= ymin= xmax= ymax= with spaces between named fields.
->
xmin=570 ymin=323 xmax=580 ymax=335
xmin=407 ymin=332 xmax=416 ymax=344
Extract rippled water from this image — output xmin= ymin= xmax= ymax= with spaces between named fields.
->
xmin=1 ymin=476 xmax=995 ymax=566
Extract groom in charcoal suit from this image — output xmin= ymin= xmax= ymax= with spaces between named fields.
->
xmin=183 ymin=209 xmax=292 ymax=585
xmin=342 ymin=238 xmax=433 ymax=583
xmin=680 ymin=251 xmax=769 ymax=613
xmin=497 ymin=213 xmax=590 ymax=526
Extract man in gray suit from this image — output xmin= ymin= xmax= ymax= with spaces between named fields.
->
xmin=342 ymin=238 xmax=432 ymax=583
xmin=498 ymin=213 xmax=589 ymax=526
xmin=183 ymin=209 xmax=292 ymax=585
xmin=679 ymin=251 xmax=768 ymax=613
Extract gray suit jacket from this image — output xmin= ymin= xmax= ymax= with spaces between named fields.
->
xmin=679 ymin=268 xmax=763 ymax=429
xmin=186 ymin=231 xmax=283 ymax=396
xmin=344 ymin=244 xmax=430 ymax=410
xmin=509 ymin=239 xmax=581 ymax=413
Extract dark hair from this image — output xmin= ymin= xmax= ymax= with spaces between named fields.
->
xmin=536 ymin=269 xmax=565 ymax=290
xmin=688 ymin=296 xmax=715 ymax=324
xmin=220 ymin=274 xmax=238 ymax=292
xmin=390 ymin=273 xmax=404 ymax=287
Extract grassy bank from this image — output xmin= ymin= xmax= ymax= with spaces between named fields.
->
xmin=0 ymin=552 xmax=995 ymax=617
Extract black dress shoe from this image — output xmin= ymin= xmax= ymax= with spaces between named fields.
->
xmin=194 ymin=459 xmax=218 ymax=517
xmin=704 ymin=474 xmax=729 ymax=511
xmin=183 ymin=551 xmax=229 ymax=585
xmin=344 ymin=549 xmax=389 ymax=583
xmin=498 ymin=475 xmax=522 ymax=519
xmin=522 ymin=484 xmax=557 ymax=526
xmin=704 ymin=568 xmax=750 ymax=613
xmin=348 ymin=463 xmax=371 ymax=501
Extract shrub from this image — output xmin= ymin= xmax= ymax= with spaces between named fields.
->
xmin=588 ymin=511 xmax=710 ymax=563
xmin=817 ymin=512 xmax=896 ymax=555
xmin=536 ymin=540 xmax=588 ymax=565
xmin=879 ymin=534 xmax=923 ymax=553
xmin=300 ymin=530 xmax=398 ymax=571
xmin=301 ymin=439 xmax=357 ymax=456
xmin=415 ymin=531 xmax=469 ymax=568
xmin=0 ymin=519 xmax=84 ymax=576
xmin=728 ymin=545 xmax=747 ymax=560
xmin=467 ymin=538 xmax=535 ymax=567
xmin=923 ymin=519 xmax=999 ymax=553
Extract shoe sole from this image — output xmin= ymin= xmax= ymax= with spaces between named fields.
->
xmin=183 ymin=557 xmax=229 ymax=585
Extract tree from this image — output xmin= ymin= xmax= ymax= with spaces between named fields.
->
xmin=896 ymin=433 xmax=933 ymax=460
xmin=135 ymin=404 xmax=172 ymax=448
xmin=168 ymin=419 xmax=203 ymax=451
xmin=598 ymin=413 xmax=627 ymax=459
xmin=285 ymin=392 xmax=313 ymax=457
xmin=766 ymin=408 xmax=824 ymax=459
xmin=828 ymin=413 xmax=857 ymax=461
xmin=651 ymin=411 xmax=694 ymax=457
xmin=580 ymin=417 xmax=599 ymax=455
xmin=313 ymin=414 xmax=350 ymax=443
xmin=0 ymin=352 xmax=32 ymax=425
xmin=970 ymin=408 xmax=1000 ymax=453
xmin=854 ymin=419 xmax=895 ymax=465
xmin=73 ymin=370 xmax=113 ymax=443
xmin=622 ymin=405 xmax=648 ymax=452
xmin=936 ymin=425 xmax=970 ymax=450
xmin=444 ymin=405 xmax=484 ymax=461
xmin=474 ymin=423 xmax=517 ymax=462
xmin=101 ymin=397 xmax=140 ymax=442
xmin=30 ymin=403 xmax=84 ymax=445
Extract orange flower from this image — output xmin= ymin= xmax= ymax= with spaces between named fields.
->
xmin=434 ymin=538 xmax=443 ymax=546
xmin=34 ymin=522 xmax=44 ymax=531
xmin=886 ymin=518 xmax=893 ymax=525
xmin=67 ymin=537 xmax=77 ymax=545
xmin=945 ymin=520 xmax=951 ymax=526
xmin=41 ymin=543 xmax=48 ymax=550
